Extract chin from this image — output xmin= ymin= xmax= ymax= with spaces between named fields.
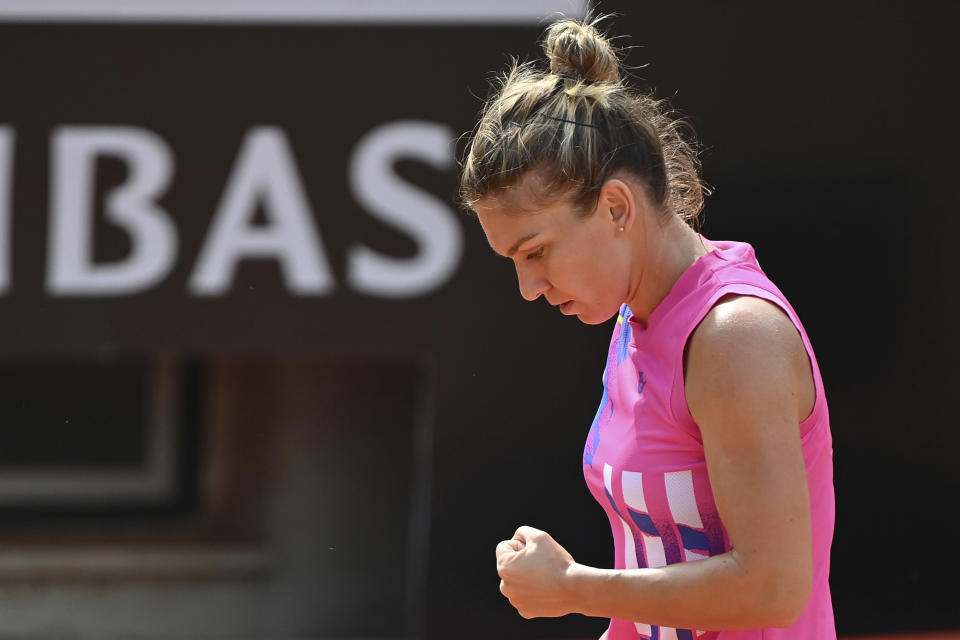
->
xmin=577 ymin=307 xmax=619 ymax=326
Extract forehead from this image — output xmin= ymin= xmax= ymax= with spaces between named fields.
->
xmin=474 ymin=194 xmax=574 ymax=256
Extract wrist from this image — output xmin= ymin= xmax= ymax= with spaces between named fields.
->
xmin=562 ymin=562 xmax=604 ymax=616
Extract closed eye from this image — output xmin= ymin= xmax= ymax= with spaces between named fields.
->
xmin=526 ymin=247 xmax=545 ymax=260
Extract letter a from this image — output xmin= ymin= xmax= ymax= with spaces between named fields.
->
xmin=189 ymin=127 xmax=334 ymax=296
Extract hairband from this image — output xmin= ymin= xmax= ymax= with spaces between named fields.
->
xmin=500 ymin=113 xmax=600 ymax=132
xmin=539 ymin=113 xmax=600 ymax=129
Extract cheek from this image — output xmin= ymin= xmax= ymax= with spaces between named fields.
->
xmin=581 ymin=258 xmax=632 ymax=323
xmin=551 ymin=236 xmax=628 ymax=305
xmin=575 ymin=228 xmax=629 ymax=291
xmin=588 ymin=251 xmax=630 ymax=297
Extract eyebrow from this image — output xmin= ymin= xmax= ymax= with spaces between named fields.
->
xmin=505 ymin=233 xmax=539 ymax=257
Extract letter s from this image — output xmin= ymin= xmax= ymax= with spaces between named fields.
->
xmin=347 ymin=120 xmax=463 ymax=298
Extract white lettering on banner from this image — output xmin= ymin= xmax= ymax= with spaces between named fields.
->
xmin=2 ymin=122 xmax=463 ymax=298
xmin=347 ymin=121 xmax=462 ymax=298
xmin=188 ymin=127 xmax=335 ymax=296
xmin=47 ymin=126 xmax=177 ymax=295
xmin=0 ymin=127 xmax=12 ymax=294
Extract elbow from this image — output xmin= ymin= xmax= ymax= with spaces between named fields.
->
xmin=733 ymin=548 xmax=812 ymax=628
xmin=764 ymin=592 xmax=809 ymax=628
xmin=756 ymin=565 xmax=813 ymax=628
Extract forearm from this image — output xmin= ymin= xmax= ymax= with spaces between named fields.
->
xmin=565 ymin=551 xmax=805 ymax=630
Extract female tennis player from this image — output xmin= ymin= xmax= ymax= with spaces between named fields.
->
xmin=459 ymin=18 xmax=836 ymax=640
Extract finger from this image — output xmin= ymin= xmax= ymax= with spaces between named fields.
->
xmin=496 ymin=539 xmax=523 ymax=557
xmin=513 ymin=525 xmax=544 ymax=543
xmin=496 ymin=539 xmax=523 ymax=561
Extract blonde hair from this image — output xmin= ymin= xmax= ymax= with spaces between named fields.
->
xmin=459 ymin=18 xmax=708 ymax=223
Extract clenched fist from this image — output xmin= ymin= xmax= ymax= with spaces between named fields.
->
xmin=495 ymin=525 xmax=579 ymax=618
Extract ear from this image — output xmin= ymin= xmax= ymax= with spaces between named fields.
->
xmin=597 ymin=178 xmax=637 ymax=234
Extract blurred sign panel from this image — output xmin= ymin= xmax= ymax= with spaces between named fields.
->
xmin=0 ymin=357 xmax=202 ymax=515
xmin=0 ymin=0 xmax=586 ymax=23
xmin=0 ymin=358 xmax=426 ymax=639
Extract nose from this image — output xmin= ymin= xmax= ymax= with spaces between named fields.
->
xmin=517 ymin=268 xmax=549 ymax=302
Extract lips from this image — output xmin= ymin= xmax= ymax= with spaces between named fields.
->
xmin=559 ymin=300 xmax=574 ymax=314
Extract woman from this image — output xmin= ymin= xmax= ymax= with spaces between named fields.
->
xmin=458 ymin=18 xmax=836 ymax=640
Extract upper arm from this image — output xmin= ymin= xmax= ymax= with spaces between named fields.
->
xmin=684 ymin=295 xmax=814 ymax=619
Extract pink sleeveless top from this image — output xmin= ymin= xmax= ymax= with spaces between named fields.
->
xmin=582 ymin=239 xmax=835 ymax=640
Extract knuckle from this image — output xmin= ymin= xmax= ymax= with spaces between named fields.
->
xmin=516 ymin=525 xmax=535 ymax=539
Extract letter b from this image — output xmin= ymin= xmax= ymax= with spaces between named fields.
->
xmin=47 ymin=126 xmax=176 ymax=295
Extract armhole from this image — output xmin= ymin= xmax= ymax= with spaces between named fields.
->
xmin=670 ymin=284 xmax=825 ymax=440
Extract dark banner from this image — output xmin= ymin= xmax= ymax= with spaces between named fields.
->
xmin=0 ymin=21 xmax=574 ymax=354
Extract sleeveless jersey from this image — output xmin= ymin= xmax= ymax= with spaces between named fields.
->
xmin=582 ymin=239 xmax=836 ymax=640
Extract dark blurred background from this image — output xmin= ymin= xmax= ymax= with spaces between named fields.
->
xmin=0 ymin=1 xmax=956 ymax=638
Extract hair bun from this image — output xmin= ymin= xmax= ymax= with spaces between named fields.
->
xmin=543 ymin=19 xmax=620 ymax=84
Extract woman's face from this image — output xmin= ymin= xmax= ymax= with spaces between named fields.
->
xmin=474 ymin=181 xmax=636 ymax=325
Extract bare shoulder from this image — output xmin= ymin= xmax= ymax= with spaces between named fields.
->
xmin=689 ymin=295 xmax=801 ymax=357
xmin=685 ymin=294 xmax=814 ymax=425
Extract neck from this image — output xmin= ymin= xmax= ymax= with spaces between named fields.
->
xmin=624 ymin=216 xmax=710 ymax=327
